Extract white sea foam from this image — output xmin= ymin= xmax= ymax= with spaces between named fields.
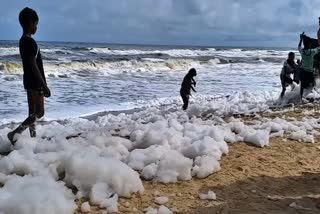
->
xmin=0 ymin=44 xmax=319 ymax=213
xmin=0 ymin=84 xmax=320 ymax=212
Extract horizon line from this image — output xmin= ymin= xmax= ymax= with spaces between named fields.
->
xmin=0 ymin=39 xmax=295 ymax=49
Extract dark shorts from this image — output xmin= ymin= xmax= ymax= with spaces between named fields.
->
xmin=180 ymin=92 xmax=190 ymax=110
xmin=26 ymin=89 xmax=45 ymax=118
xmin=280 ymin=74 xmax=293 ymax=86
xmin=180 ymin=92 xmax=189 ymax=100
xmin=300 ymin=69 xmax=315 ymax=89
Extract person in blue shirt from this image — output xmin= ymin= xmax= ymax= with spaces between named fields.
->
xmin=298 ymin=33 xmax=320 ymax=99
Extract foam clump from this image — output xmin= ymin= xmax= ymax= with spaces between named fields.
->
xmin=142 ymin=163 xmax=158 ymax=180
xmin=80 ymin=202 xmax=91 ymax=213
xmin=156 ymin=150 xmax=193 ymax=183
xmin=127 ymin=145 xmax=167 ymax=171
xmin=199 ymin=190 xmax=217 ymax=200
xmin=227 ymin=121 xmax=270 ymax=147
xmin=63 ymin=148 xmax=144 ymax=210
xmin=158 ymin=205 xmax=173 ymax=214
xmin=0 ymin=175 xmax=76 ymax=214
xmin=289 ymin=130 xmax=314 ymax=143
xmin=145 ymin=207 xmax=158 ymax=214
xmin=243 ymin=129 xmax=270 ymax=147
xmin=155 ymin=196 xmax=169 ymax=205
xmin=192 ymin=155 xmax=221 ymax=178
xmin=145 ymin=205 xmax=172 ymax=214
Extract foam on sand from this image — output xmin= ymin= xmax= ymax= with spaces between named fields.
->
xmin=199 ymin=190 xmax=217 ymax=200
xmin=0 ymin=175 xmax=76 ymax=214
xmin=1 ymin=86 xmax=320 ymax=212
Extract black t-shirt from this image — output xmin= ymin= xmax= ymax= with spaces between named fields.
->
xmin=180 ymin=75 xmax=192 ymax=96
xmin=19 ymin=36 xmax=46 ymax=89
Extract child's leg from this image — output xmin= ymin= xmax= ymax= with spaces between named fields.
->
xmin=280 ymin=82 xmax=286 ymax=97
xmin=29 ymin=123 xmax=36 ymax=138
xmin=34 ymin=92 xmax=44 ymax=118
xmin=7 ymin=113 xmax=37 ymax=144
xmin=29 ymin=91 xmax=44 ymax=137
xmin=7 ymin=91 xmax=44 ymax=144
xmin=300 ymin=70 xmax=306 ymax=100
xmin=181 ymin=95 xmax=189 ymax=110
xmin=28 ymin=91 xmax=36 ymax=137
xmin=280 ymin=75 xmax=287 ymax=97
xmin=312 ymin=73 xmax=316 ymax=88
xmin=300 ymin=82 xmax=304 ymax=99
xmin=294 ymin=69 xmax=300 ymax=84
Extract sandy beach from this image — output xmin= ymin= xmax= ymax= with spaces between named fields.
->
xmin=2 ymin=3 xmax=320 ymax=214
xmin=70 ymin=105 xmax=320 ymax=214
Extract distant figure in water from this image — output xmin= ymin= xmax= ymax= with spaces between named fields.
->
xmin=7 ymin=8 xmax=51 ymax=145
xmin=298 ymin=32 xmax=320 ymax=100
xmin=180 ymin=68 xmax=197 ymax=110
xmin=280 ymin=52 xmax=299 ymax=98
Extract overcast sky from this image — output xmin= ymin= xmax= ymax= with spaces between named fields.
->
xmin=0 ymin=0 xmax=319 ymax=47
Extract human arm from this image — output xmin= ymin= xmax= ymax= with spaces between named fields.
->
xmin=297 ymin=59 xmax=301 ymax=66
xmin=311 ymin=47 xmax=320 ymax=56
xmin=29 ymin=56 xmax=51 ymax=97
xmin=191 ymin=85 xmax=196 ymax=93
xmin=191 ymin=77 xmax=196 ymax=86
xmin=318 ymin=25 xmax=320 ymax=45
xmin=298 ymin=33 xmax=303 ymax=52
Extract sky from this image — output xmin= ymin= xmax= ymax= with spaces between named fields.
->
xmin=0 ymin=0 xmax=320 ymax=47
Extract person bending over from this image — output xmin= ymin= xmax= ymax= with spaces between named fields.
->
xmin=180 ymin=68 xmax=197 ymax=110
xmin=280 ymin=52 xmax=299 ymax=97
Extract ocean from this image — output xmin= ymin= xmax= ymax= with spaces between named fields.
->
xmin=2 ymin=41 xmax=320 ymax=214
xmin=0 ymin=40 xmax=295 ymax=124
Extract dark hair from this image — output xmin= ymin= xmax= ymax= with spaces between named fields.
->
xmin=19 ymin=7 xmax=39 ymax=29
xmin=188 ymin=68 xmax=197 ymax=76
xmin=288 ymin=52 xmax=295 ymax=57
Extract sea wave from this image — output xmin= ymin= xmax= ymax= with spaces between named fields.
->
xmin=0 ymin=45 xmax=295 ymax=59
xmin=0 ymin=58 xmax=222 ymax=76
xmin=0 ymin=47 xmax=19 ymax=57
xmin=0 ymin=62 xmax=22 ymax=73
xmin=0 ymin=55 xmax=284 ymax=78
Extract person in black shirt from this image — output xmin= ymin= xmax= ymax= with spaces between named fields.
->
xmin=280 ymin=52 xmax=299 ymax=98
xmin=180 ymin=68 xmax=197 ymax=110
xmin=7 ymin=7 xmax=51 ymax=145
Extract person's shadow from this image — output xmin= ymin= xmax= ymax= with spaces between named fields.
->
xmin=195 ymin=172 xmax=320 ymax=214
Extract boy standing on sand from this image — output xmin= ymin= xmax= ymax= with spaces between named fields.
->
xmin=7 ymin=7 xmax=51 ymax=144
xmin=180 ymin=68 xmax=197 ymax=110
